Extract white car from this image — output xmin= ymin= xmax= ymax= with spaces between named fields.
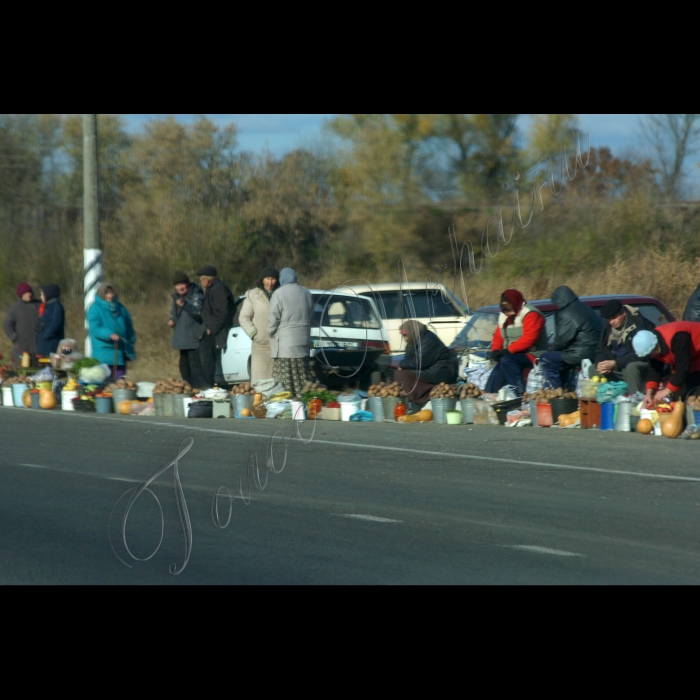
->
xmin=220 ymin=289 xmax=392 ymax=385
xmin=341 ymin=282 xmax=471 ymax=354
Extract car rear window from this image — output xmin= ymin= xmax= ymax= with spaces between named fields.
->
xmin=311 ymin=294 xmax=381 ymax=329
xmin=376 ymin=290 xmax=462 ymax=320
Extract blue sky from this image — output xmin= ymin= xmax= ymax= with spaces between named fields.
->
xmin=122 ymin=114 xmax=646 ymax=159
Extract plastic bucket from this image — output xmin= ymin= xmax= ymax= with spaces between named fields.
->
xmin=536 ymin=403 xmax=553 ymax=427
xmin=446 ymin=410 xmax=462 ymax=425
xmin=551 ymin=398 xmax=579 ymax=424
xmin=112 ymin=389 xmax=136 ymax=412
xmin=62 ymin=390 xmax=78 ymax=411
xmin=340 ymin=402 xmax=359 ymax=421
xmin=96 ymin=396 xmax=113 ymax=414
xmin=432 ymin=398 xmax=457 ymax=424
xmin=600 ymin=402 xmax=615 ymax=431
xmin=529 ymin=400 xmax=539 ymax=427
xmin=368 ymin=397 xmax=385 ymax=422
xmin=12 ymin=384 xmax=29 ymax=407
xmin=2 ymin=386 xmax=14 ymax=406
xmin=172 ymin=394 xmax=187 ymax=418
xmin=614 ymin=402 xmax=632 ymax=431
xmin=291 ymin=401 xmax=306 ymax=421
xmin=460 ymin=398 xmax=474 ymax=424
xmin=381 ymin=396 xmax=398 ymax=422
xmin=233 ymin=394 xmax=254 ymax=418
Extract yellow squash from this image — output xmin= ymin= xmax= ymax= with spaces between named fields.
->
xmin=397 ymin=409 xmax=433 ymax=423
xmin=661 ymin=401 xmax=685 ymax=439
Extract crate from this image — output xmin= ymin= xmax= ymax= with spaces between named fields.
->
xmin=579 ymin=398 xmax=601 ymax=429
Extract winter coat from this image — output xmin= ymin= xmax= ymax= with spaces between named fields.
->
xmin=646 ymin=321 xmax=700 ymax=392
xmin=400 ymin=329 xmax=458 ymax=384
xmin=36 ymin=291 xmax=65 ymax=357
xmin=594 ymin=305 xmax=656 ymax=369
xmin=170 ymin=283 xmax=205 ymax=350
xmin=87 ymin=286 xmax=136 ymax=365
xmin=491 ymin=304 xmax=547 ymax=361
xmin=3 ymin=299 xmax=39 ymax=364
xmin=267 ymin=273 xmax=313 ymax=359
xmin=240 ymin=287 xmax=276 ymax=382
xmin=201 ymin=278 xmax=236 ymax=350
xmin=683 ymin=284 xmax=700 ymax=322
xmin=551 ymin=286 xmax=602 ymax=365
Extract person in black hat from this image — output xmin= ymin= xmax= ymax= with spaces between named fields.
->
xmin=591 ymin=298 xmax=656 ymax=394
xmin=239 ymin=266 xmax=280 ymax=383
xmin=168 ymin=271 xmax=207 ymax=389
xmin=196 ymin=264 xmax=237 ymax=388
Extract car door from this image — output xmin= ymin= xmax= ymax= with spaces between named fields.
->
xmin=220 ymin=301 xmax=252 ymax=383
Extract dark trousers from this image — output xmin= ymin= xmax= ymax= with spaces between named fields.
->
xmin=484 ymin=352 xmax=532 ymax=395
xmin=199 ymin=334 xmax=219 ymax=390
xmin=179 ymin=349 xmax=207 ymax=390
xmin=539 ymin=351 xmax=577 ymax=390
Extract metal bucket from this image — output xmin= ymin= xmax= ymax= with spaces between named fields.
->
xmin=153 ymin=393 xmax=165 ymax=416
xmin=233 ymin=394 xmax=254 ymax=418
xmin=172 ymin=394 xmax=187 ymax=418
xmin=460 ymin=398 xmax=474 ymax=424
xmin=30 ymin=392 xmax=40 ymax=409
xmin=381 ymin=396 xmax=398 ymax=422
xmin=432 ymin=398 xmax=457 ymax=424
xmin=529 ymin=400 xmax=539 ymax=427
xmin=111 ymin=388 xmax=136 ymax=412
xmin=368 ymin=397 xmax=385 ymax=422
xmin=161 ymin=393 xmax=175 ymax=417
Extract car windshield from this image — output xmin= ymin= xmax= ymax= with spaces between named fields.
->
xmin=375 ymin=289 xmax=464 ymax=320
xmin=311 ymin=294 xmax=381 ymax=330
xmin=451 ymin=310 xmax=499 ymax=349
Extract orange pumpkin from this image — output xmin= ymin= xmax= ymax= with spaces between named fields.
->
xmin=22 ymin=389 xmax=32 ymax=408
xmin=39 ymin=389 xmax=56 ymax=410
xmin=118 ymin=400 xmax=133 ymax=415
xmin=637 ymin=418 xmax=653 ymax=434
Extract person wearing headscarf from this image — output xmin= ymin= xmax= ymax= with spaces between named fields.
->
xmin=267 ymin=268 xmax=314 ymax=397
xmin=168 ymin=271 xmax=207 ymax=389
xmin=36 ymin=284 xmax=65 ymax=357
xmin=239 ymin=266 xmax=280 ymax=384
xmin=87 ymin=283 xmax=136 ymax=379
xmin=395 ymin=319 xmax=458 ymax=412
xmin=3 ymin=282 xmax=39 ymax=365
xmin=484 ymin=289 xmax=547 ymax=396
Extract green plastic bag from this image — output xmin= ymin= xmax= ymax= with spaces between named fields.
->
xmin=596 ymin=381 xmax=627 ymax=404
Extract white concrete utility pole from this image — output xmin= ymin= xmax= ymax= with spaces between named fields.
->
xmin=83 ymin=114 xmax=102 ymax=357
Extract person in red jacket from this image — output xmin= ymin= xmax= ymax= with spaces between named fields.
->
xmin=484 ymin=289 xmax=548 ymax=397
xmin=632 ymin=322 xmax=700 ymax=408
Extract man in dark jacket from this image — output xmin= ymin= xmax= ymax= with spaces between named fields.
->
xmin=168 ymin=271 xmax=207 ymax=389
xmin=3 ymin=282 xmax=39 ymax=365
xmin=591 ymin=299 xmax=655 ymax=393
xmin=36 ymin=284 xmax=65 ymax=357
xmin=395 ymin=319 xmax=458 ymax=412
xmin=197 ymin=264 xmax=237 ymax=389
xmin=539 ymin=285 xmax=602 ymax=389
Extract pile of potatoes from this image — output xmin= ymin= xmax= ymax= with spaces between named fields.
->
xmin=230 ymin=382 xmax=256 ymax=395
xmin=1 ymin=375 xmax=28 ymax=387
xmin=459 ymin=382 xmax=481 ymax=400
xmin=429 ymin=383 xmax=459 ymax=399
xmin=151 ymin=378 xmax=193 ymax=395
xmin=368 ymin=381 xmax=405 ymax=398
xmin=106 ymin=377 xmax=138 ymax=392
xmin=523 ymin=387 xmax=577 ymax=404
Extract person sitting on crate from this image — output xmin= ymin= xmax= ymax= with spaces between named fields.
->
xmin=632 ymin=322 xmax=700 ymax=408
xmin=539 ymin=285 xmax=602 ymax=390
xmin=590 ymin=299 xmax=655 ymax=394
xmin=484 ymin=289 xmax=547 ymax=398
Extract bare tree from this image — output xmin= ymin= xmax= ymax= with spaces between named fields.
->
xmin=640 ymin=114 xmax=700 ymax=200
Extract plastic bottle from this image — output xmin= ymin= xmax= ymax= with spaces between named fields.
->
xmin=395 ymin=397 xmax=408 ymax=420
xmin=21 ymin=352 xmax=30 ymax=368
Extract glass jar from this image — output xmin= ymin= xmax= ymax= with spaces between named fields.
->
xmin=395 ymin=398 xmax=408 ymax=420
xmin=308 ymin=398 xmax=323 ymax=420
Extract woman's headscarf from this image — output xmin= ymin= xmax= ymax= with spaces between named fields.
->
xmin=501 ymin=289 xmax=524 ymax=327
xmin=399 ymin=319 xmax=427 ymax=346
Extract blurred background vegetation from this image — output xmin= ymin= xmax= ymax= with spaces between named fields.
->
xmin=2 ymin=113 xmax=700 ymax=380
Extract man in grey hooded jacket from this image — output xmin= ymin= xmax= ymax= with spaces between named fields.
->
xmin=539 ymin=285 xmax=602 ymax=389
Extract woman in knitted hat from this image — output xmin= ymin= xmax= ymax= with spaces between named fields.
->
xmin=3 ymin=282 xmax=39 ymax=365
xmin=239 ymin=266 xmax=280 ymax=383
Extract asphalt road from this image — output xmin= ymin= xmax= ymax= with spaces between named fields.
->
xmin=2 ymin=405 xmax=700 ymax=584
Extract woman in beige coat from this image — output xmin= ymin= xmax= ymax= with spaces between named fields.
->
xmin=239 ymin=267 xmax=280 ymax=383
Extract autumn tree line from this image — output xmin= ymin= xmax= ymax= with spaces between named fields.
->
xmin=2 ymin=113 xmax=700 ymax=320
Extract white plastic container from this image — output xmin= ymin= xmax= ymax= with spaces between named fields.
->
xmin=2 ymin=387 xmax=14 ymax=406
xmin=640 ymin=408 xmax=662 ymax=435
xmin=61 ymin=390 xmax=79 ymax=411
xmin=290 ymin=400 xmax=306 ymax=421
xmin=340 ymin=402 xmax=360 ymax=421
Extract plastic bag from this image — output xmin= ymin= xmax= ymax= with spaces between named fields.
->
xmin=349 ymin=410 xmax=373 ymax=421
xmin=525 ymin=360 xmax=545 ymax=394
xmin=473 ymin=400 xmax=499 ymax=425
xmin=79 ymin=364 xmax=111 ymax=383
xmin=251 ymin=378 xmax=286 ymax=398
xmin=265 ymin=400 xmax=292 ymax=418
xmin=596 ymin=381 xmax=628 ymax=404
xmin=465 ymin=364 xmax=493 ymax=391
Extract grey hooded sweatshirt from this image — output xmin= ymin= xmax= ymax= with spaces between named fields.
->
xmin=267 ymin=268 xmax=313 ymax=358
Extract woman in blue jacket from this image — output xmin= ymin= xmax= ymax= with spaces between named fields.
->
xmin=36 ymin=284 xmax=65 ymax=357
xmin=87 ymin=282 xmax=136 ymax=378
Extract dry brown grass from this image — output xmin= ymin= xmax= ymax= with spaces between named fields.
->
xmin=2 ymin=248 xmax=698 ymax=377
